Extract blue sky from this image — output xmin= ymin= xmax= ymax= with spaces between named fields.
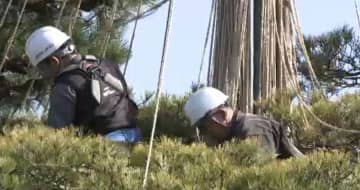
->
xmin=123 ymin=0 xmax=359 ymax=101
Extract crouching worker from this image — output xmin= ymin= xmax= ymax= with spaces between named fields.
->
xmin=25 ymin=26 xmax=142 ymax=143
xmin=184 ymin=87 xmax=304 ymax=158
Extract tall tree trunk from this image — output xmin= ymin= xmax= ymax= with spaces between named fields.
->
xmin=211 ymin=0 xmax=297 ymax=112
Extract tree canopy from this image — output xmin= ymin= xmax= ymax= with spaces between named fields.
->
xmin=299 ymin=25 xmax=360 ymax=95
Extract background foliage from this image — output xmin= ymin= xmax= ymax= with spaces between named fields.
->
xmin=298 ymin=25 xmax=360 ymax=95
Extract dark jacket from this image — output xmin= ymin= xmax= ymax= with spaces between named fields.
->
xmin=228 ymin=111 xmax=303 ymax=158
xmin=47 ymin=55 xmax=138 ymax=135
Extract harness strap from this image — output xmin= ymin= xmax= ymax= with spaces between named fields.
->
xmin=58 ymin=55 xmax=127 ymax=95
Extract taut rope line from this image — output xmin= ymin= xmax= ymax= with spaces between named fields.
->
xmin=142 ymin=0 xmax=174 ymax=188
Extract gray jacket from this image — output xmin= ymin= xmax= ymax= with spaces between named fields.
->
xmin=227 ymin=111 xmax=304 ymax=158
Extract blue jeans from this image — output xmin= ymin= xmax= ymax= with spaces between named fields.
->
xmin=105 ymin=128 xmax=142 ymax=143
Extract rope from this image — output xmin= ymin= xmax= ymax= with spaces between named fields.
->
xmin=55 ymin=0 xmax=69 ymax=28
xmin=207 ymin=0 xmax=217 ymax=86
xmin=240 ymin=0 xmax=251 ymax=111
xmin=21 ymin=80 xmax=35 ymax=109
xmin=0 ymin=0 xmax=13 ymax=29
xmin=100 ymin=0 xmax=119 ymax=58
xmin=274 ymin=12 xmax=312 ymax=130
xmin=142 ymin=0 xmax=174 ymax=188
xmin=274 ymin=17 xmax=360 ymax=134
xmin=67 ymin=0 xmax=82 ymax=37
xmin=123 ymin=0 xmax=143 ymax=76
xmin=197 ymin=0 xmax=216 ymax=88
xmin=288 ymin=0 xmax=322 ymax=91
xmin=10 ymin=79 xmax=36 ymax=117
xmin=285 ymin=1 xmax=352 ymax=132
xmin=286 ymin=60 xmax=360 ymax=134
xmin=355 ymin=0 xmax=360 ymax=31
xmin=124 ymin=0 xmax=170 ymax=25
xmin=195 ymin=0 xmax=216 ymax=142
xmin=0 ymin=0 xmax=29 ymax=72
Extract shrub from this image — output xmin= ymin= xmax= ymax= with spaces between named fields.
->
xmin=299 ymin=94 xmax=360 ymax=147
xmin=260 ymin=91 xmax=360 ymax=150
xmin=0 ymin=125 xmax=359 ymax=190
xmin=2 ymin=92 xmax=360 ymax=189
xmin=0 ymin=126 xmax=137 ymax=190
xmin=137 ymin=95 xmax=195 ymax=140
xmin=227 ymin=151 xmax=360 ymax=190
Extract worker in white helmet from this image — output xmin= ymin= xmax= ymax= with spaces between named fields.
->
xmin=25 ymin=26 xmax=142 ymax=143
xmin=184 ymin=87 xmax=304 ymax=158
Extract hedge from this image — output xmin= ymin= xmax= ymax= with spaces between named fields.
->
xmin=0 ymin=126 xmax=359 ymax=190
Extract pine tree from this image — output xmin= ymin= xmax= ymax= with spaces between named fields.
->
xmin=0 ymin=0 xmax=160 ymax=122
xmin=299 ymin=25 xmax=360 ymax=95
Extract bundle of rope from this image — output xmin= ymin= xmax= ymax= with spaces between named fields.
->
xmin=275 ymin=0 xmax=360 ymax=134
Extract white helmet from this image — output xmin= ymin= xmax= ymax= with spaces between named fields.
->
xmin=184 ymin=87 xmax=228 ymax=125
xmin=25 ymin=26 xmax=70 ymax=66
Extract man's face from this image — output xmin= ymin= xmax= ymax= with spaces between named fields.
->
xmin=202 ymin=122 xmax=229 ymax=140
xmin=37 ymin=56 xmax=61 ymax=79
xmin=197 ymin=108 xmax=233 ymax=141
